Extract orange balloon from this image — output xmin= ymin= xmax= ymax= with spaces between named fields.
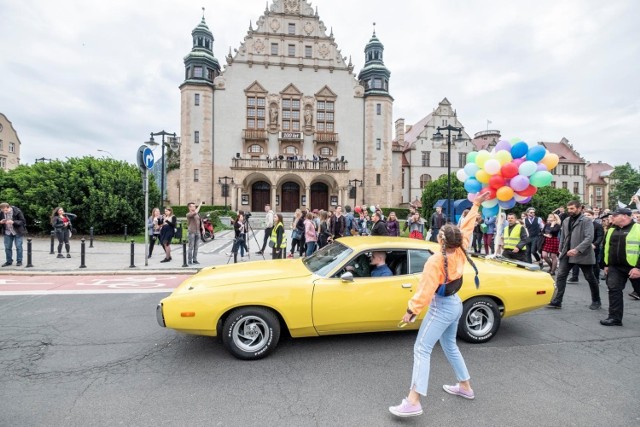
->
xmin=496 ymin=186 xmax=514 ymax=202
xmin=540 ymin=152 xmax=560 ymax=170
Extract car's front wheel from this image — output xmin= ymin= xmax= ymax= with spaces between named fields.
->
xmin=222 ymin=307 xmax=281 ymax=360
xmin=458 ymin=297 xmax=501 ymax=343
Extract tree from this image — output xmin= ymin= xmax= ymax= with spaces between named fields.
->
xmin=511 ymin=186 xmax=576 ymax=217
xmin=420 ymin=174 xmax=466 ymax=222
xmin=608 ymin=163 xmax=640 ymax=209
xmin=0 ymin=157 xmax=159 ymax=234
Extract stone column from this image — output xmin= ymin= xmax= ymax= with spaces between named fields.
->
xmin=305 ymin=186 xmax=311 ymax=210
xmin=271 ymin=185 xmax=277 ymax=210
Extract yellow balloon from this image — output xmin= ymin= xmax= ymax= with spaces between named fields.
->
xmin=475 ymin=150 xmax=491 ymax=168
xmin=475 ymin=169 xmax=491 ymax=184
xmin=494 ymin=150 xmax=513 ymax=166
xmin=496 ymin=186 xmax=514 ymax=202
xmin=541 ymin=152 xmax=560 ymax=170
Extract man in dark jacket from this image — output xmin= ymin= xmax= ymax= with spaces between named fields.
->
xmin=370 ymin=212 xmax=389 ymax=236
xmin=0 ymin=202 xmax=27 ymax=267
xmin=568 ymin=209 xmax=604 ymax=282
xmin=524 ymin=207 xmax=543 ymax=265
xmin=548 ymin=201 xmax=601 ymax=310
xmin=429 ymin=207 xmax=445 ymax=242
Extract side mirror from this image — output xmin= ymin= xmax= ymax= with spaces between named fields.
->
xmin=340 ymin=271 xmax=354 ymax=282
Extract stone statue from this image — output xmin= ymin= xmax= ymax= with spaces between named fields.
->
xmin=304 ymin=107 xmax=312 ymax=126
xmin=270 ymin=106 xmax=278 ymax=124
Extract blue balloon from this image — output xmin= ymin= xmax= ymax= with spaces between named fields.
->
xmin=464 ymin=178 xmax=482 ymax=194
xmin=498 ymin=198 xmax=517 ymax=209
xmin=463 ymin=162 xmax=480 ymax=177
xmin=511 ymin=141 xmax=529 ymax=159
xmin=526 ymin=145 xmax=546 ymax=163
xmin=482 ymin=204 xmax=499 ymax=218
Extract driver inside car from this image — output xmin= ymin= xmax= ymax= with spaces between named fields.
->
xmin=343 ymin=252 xmax=371 ymax=277
xmin=370 ymin=251 xmax=393 ymax=277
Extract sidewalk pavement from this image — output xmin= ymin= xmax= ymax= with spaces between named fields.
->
xmin=0 ymin=231 xmax=253 ymax=275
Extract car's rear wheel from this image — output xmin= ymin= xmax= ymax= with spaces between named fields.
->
xmin=222 ymin=307 xmax=280 ymax=360
xmin=458 ymin=297 xmax=501 ymax=343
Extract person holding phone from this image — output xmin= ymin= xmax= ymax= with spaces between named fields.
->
xmin=186 ymin=201 xmax=204 ymax=265
xmin=159 ymin=207 xmax=177 ymax=263
xmin=389 ymin=191 xmax=489 ymax=418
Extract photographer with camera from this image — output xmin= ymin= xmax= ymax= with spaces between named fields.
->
xmin=186 ymin=201 xmax=204 ymax=265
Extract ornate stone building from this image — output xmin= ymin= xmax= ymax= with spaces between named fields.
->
xmin=172 ymin=0 xmax=395 ymax=212
xmin=0 ymin=113 xmax=21 ymax=171
xmin=392 ymin=98 xmax=473 ymax=206
xmin=539 ymin=137 xmax=586 ymax=200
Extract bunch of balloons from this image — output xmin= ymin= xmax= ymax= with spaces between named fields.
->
xmin=456 ymin=139 xmax=559 ymax=217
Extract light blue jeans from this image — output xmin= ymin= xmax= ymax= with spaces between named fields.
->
xmin=4 ymin=234 xmax=23 ymax=264
xmin=305 ymin=241 xmax=316 ymax=257
xmin=410 ymin=293 xmax=470 ymax=396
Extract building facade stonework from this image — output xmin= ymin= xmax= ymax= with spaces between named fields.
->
xmin=172 ymin=0 xmax=395 ymax=212
xmin=0 ymin=113 xmax=21 ymax=171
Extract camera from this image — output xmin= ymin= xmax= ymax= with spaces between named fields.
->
xmin=245 ymin=212 xmax=252 ymax=219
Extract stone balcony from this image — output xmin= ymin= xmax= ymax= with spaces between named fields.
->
xmin=314 ymin=132 xmax=339 ymax=144
xmin=231 ymin=157 xmax=349 ymax=172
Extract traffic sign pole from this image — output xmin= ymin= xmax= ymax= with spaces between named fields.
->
xmin=137 ymin=145 xmax=155 ymax=267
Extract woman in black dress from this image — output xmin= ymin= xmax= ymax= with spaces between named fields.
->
xmin=159 ymin=207 xmax=177 ymax=263
xmin=542 ymin=213 xmax=561 ymax=274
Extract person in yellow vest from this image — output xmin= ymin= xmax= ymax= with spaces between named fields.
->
xmin=502 ymin=213 xmax=528 ymax=262
xmin=270 ymin=213 xmax=287 ymax=259
xmin=600 ymin=207 xmax=640 ymax=326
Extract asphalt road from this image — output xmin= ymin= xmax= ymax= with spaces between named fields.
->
xmin=1 ymin=279 xmax=639 ymax=427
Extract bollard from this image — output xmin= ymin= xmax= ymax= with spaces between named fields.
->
xmin=26 ymin=238 xmax=33 ymax=268
xmin=89 ymin=227 xmax=94 ymax=248
xmin=79 ymin=238 xmax=86 ymax=268
xmin=124 ymin=225 xmax=128 ymax=241
xmin=50 ymin=231 xmax=55 ymax=254
xmin=182 ymin=240 xmax=188 ymax=267
xmin=129 ymin=239 xmax=136 ymax=268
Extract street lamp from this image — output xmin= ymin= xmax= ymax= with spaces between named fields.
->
xmin=218 ymin=176 xmax=234 ymax=210
xmin=432 ymin=125 xmax=468 ymax=223
xmin=348 ymin=178 xmax=363 ymax=207
xmin=145 ymin=131 xmax=180 ymax=209
xmin=97 ymin=149 xmax=114 ymax=158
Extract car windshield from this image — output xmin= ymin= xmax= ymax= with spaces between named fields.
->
xmin=303 ymin=242 xmax=353 ymax=277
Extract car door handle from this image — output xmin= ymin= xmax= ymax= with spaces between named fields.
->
xmin=401 ymin=283 xmax=412 ymax=288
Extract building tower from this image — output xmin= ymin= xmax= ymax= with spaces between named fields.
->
xmin=358 ymin=26 xmax=394 ymax=206
xmin=178 ymin=13 xmax=222 ymax=205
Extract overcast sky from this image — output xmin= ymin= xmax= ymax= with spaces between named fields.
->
xmin=1 ymin=0 xmax=638 ymax=167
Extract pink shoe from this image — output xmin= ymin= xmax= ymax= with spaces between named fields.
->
xmin=389 ymin=398 xmax=423 ymax=417
xmin=287 ymin=254 xmax=293 ymax=258
xmin=443 ymin=383 xmax=475 ymax=399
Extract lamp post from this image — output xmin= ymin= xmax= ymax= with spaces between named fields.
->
xmin=218 ymin=176 xmax=234 ymax=210
xmin=348 ymin=178 xmax=363 ymax=207
xmin=432 ymin=125 xmax=468 ymax=223
xmin=97 ymin=149 xmax=114 ymax=159
xmin=145 ymin=131 xmax=179 ymax=209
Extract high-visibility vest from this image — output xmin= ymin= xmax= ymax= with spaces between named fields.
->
xmin=604 ymin=223 xmax=640 ymax=266
xmin=504 ymin=223 xmax=527 ymax=251
xmin=270 ymin=222 xmax=287 ymax=249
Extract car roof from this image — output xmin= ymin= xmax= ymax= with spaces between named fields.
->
xmin=335 ymin=236 xmax=437 ymax=252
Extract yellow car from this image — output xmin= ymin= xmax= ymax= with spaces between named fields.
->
xmin=157 ymin=237 xmax=555 ymax=360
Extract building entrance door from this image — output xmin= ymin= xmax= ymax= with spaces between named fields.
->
xmin=251 ymin=181 xmax=270 ymax=212
xmin=281 ymin=182 xmax=300 ymax=212
xmin=310 ymin=182 xmax=329 ymax=211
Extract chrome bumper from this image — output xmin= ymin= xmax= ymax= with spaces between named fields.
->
xmin=156 ymin=303 xmax=165 ymax=327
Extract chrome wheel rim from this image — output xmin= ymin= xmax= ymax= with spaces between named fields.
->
xmin=466 ymin=305 xmax=494 ymax=337
xmin=232 ymin=315 xmax=270 ymax=352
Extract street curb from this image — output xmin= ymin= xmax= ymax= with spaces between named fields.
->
xmin=0 ymin=269 xmax=199 ymax=276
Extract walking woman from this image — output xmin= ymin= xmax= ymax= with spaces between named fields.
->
xmin=229 ymin=213 xmax=247 ymax=263
xmin=303 ymin=212 xmax=317 ymax=256
xmin=288 ymin=209 xmax=304 ymax=258
xmin=389 ymin=192 xmax=489 ymax=418
xmin=148 ymin=207 xmax=162 ymax=258
xmin=51 ymin=207 xmax=72 ymax=258
xmin=387 ymin=212 xmax=400 ymax=237
xmin=542 ymin=213 xmax=561 ymax=275
xmin=270 ymin=213 xmax=287 ymax=259
xmin=159 ymin=207 xmax=177 ymax=263
xmin=317 ymin=211 xmax=331 ymax=248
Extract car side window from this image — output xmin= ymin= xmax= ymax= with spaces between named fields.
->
xmin=337 ymin=252 xmax=371 ymax=278
xmin=385 ymin=250 xmax=408 ymax=276
xmin=408 ymin=250 xmax=432 ymax=274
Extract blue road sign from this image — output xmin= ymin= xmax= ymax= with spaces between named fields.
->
xmin=143 ymin=147 xmax=155 ymax=170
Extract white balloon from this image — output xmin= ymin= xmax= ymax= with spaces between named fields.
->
xmin=456 ymin=168 xmax=468 ymax=182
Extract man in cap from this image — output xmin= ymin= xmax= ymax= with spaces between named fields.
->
xmin=600 ymin=207 xmax=640 ymax=326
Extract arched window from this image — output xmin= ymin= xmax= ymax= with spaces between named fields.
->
xmin=319 ymin=147 xmax=333 ymax=156
xmin=248 ymin=144 xmax=263 ymax=153
xmin=285 ymin=146 xmax=298 ymax=154
xmin=420 ymin=174 xmax=432 ymax=189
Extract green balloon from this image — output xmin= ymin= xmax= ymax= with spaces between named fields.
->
xmin=530 ymin=171 xmax=553 ymax=187
xmin=466 ymin=151 xmax=478 ymax=164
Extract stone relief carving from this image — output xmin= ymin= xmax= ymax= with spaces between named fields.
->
xmin=254 ymin=39 xmax=265 ymax=54
xmin=318 ymin=43 xmax=330 ymax=58
xmin=270 ymin=18 xmax=280 ymax=32
xmin=284 ymin=0 xmax=300 ymax=14
xmin=303 ymin=21 xmax=314 ymax=35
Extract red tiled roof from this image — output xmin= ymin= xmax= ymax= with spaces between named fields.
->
xmin=586 ymin=162 xmax=614 ymax=185
xmin=539 ymin=140 xmax=584 ymax=163
xmin=402 ymin=114 xmax=433 ymax=151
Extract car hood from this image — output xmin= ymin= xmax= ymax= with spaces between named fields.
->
xmin=173 ymin=259 xmax=312 ymax=293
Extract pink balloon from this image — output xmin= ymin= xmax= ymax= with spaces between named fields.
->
xmin=510 ymin=175 xmax=530 ymax=192
xmin=467 ymin=193 xmax=477 ymax=202
xmin=513 ymin=158 xmax=526 ymax=167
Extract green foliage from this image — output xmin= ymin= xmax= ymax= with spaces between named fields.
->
xmin=420 ymin=173 xmax=466 ymax=221
xmin=608 ymin=163 xmax=640 ymax=209
xmin=171 ymin=205 xmax=229 ymax=217
xmin=381 ymin=207 xmax=410 ymax=220
xmin=0 ymin=157 xmax=159 ymax=235
xmin=508 ymin=186 xmax=576 ymax=217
